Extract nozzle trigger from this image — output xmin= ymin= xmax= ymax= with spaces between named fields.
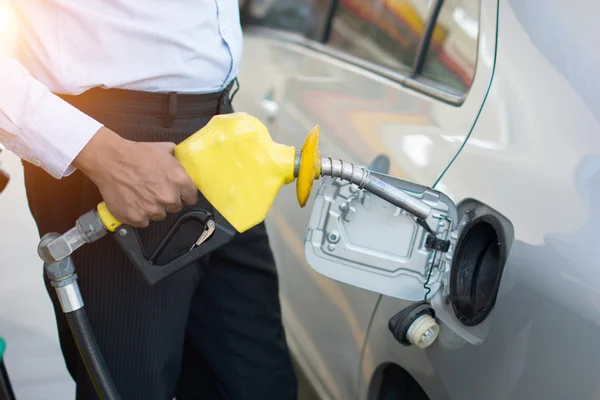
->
xmin=190 ymin=219 xmax=215 ymax=251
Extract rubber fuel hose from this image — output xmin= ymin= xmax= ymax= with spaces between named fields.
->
xmin=66 ymin=308 xmax=121 ymax=400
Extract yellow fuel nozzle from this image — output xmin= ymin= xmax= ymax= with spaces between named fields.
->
xmin=95 ymin=112 xmax=323 ymax=235
xmin=173 ymin=112 xmax=322 ymax=233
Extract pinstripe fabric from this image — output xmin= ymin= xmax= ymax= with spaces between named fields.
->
xmin=22 ymin=91 xmax=297 ymax=399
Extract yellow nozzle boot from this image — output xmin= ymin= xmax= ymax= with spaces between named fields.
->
xmin=174 ymin=112 xmax=321 ymax=233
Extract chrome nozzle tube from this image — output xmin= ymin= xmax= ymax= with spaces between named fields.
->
xmin=320 ymin=158 xmax=431 ymax=220
xmin=364 ymin=175 xmax=431 ymax=220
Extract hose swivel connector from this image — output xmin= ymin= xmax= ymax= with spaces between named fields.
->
xmin=38 ymin=232 xmax=84 ymax=313
xmin=37 ymin=210 xmax=107 ymax=264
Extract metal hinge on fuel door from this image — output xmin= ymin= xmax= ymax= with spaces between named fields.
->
xmin=304 ymin=171 xmax=459 ymax=303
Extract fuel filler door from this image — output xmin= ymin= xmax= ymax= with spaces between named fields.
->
xmin=304 ymin=172 xmax=512 ymax=346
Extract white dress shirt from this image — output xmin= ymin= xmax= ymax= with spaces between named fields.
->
xmin=0 ymin=0 xmax=243 ymax=179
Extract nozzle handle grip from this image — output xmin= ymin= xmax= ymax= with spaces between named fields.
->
xmin=113 ymin=208 xmax=236 ymax=285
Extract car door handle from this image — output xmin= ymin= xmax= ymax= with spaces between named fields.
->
xmin=261 ymin=88 xmax=279 ymax=121
xmin=367 ymin=154 xmax=391 ymax=175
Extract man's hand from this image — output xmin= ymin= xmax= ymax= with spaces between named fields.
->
xmin=73 ymin=127 xmax=198 ymax=228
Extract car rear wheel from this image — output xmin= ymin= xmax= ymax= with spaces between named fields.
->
xmin=378 ymin=365 xmax=429 ymax=400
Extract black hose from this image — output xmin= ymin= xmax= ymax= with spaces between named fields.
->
xmin=0 ymin=360 xmax=16 ymax=400
xmin=65 ymin=308 xmax=121 ymax=400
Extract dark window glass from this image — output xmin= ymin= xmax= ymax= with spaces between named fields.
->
xmin=418 ymin=1 xmax=479 ymax=94
xmin=240 ymin=0 xmax=480 ymax=97
xmin=240 ymin=0 xmax=331 ymax=38
xmin=326 ymin=0 xmax=432 ymax=75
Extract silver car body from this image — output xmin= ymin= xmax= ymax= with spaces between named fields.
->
xmin=235 ymin=0 xmax=600 ymax=398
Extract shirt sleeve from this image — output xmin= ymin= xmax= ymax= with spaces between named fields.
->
xmin=0 ymin=56 xmax=104 ymax=179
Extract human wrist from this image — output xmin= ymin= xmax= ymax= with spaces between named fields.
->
xmin=72 ymin=127 xmax=129 ymax=182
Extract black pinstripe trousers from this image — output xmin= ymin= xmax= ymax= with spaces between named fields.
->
xmin=22 ymin=88 xmax=298 ymax=399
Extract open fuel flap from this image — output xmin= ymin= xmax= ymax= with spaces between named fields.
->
xmin=304 ymin=171 xmax=513 ymax=347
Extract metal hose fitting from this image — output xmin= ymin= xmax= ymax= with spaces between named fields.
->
xmin=320 ymin=158 xmax=432 ymax=221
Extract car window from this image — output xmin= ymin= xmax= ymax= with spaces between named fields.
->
xmin=240 ymin=0 xmax=332 ymax=39
xmin=416 ymin=0 xmax=479 ymax=95
xmin=240 ymin=0 xmax=480 ymax=98
xmin=325 ymin=0 xmax=434 ymax=75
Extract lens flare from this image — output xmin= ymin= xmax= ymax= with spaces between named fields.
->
xmin=0 ymin=7 xmax=8 ymax=34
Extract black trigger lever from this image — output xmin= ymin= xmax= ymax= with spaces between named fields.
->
xmin=113 ymin=208 xmax=236 ymax=285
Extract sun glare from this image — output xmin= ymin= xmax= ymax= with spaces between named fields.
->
xmin=0 ymin=8 xmax=8 ymax=34
xmin=0 ymin=2 xmax=16 ymax=57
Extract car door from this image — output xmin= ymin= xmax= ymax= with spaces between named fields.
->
xmin=235 ymin=0 xmax=494 ymax=398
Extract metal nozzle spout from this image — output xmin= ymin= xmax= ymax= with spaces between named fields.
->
xmin=319 ymin=157 xmax=432 ymax=220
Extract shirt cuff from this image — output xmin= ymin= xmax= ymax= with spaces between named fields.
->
xmin=23 ymin=92 xmax=103 ymax=179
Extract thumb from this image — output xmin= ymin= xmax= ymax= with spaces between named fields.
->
xmin=155 ymin=142 xmax=177 ymax=155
